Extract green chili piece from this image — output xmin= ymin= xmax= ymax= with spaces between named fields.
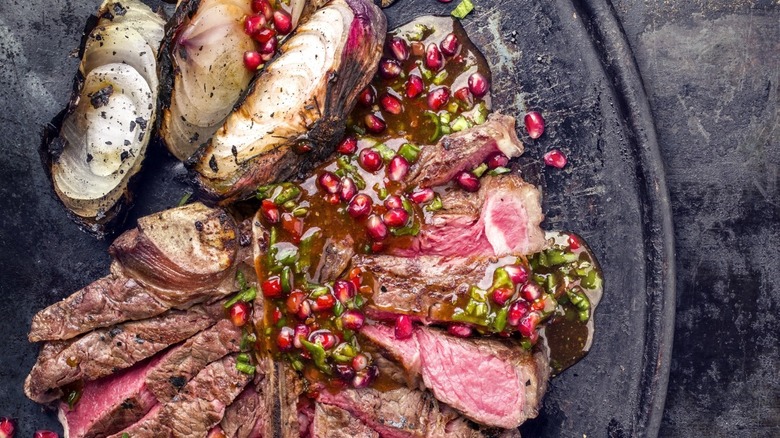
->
xmin=237 ymin=353 xmax=250 ymax=364
xmin=292 ymin=207 xmax=309 ymax=217
xmin=333 ymin=301 xmax=345 ymax=317
xmin=67 ymin=389 xmax=81 ymax=409
xmin=472 ymin=163 xmax=489 ymax=178
xmin=582 ymin=270 xmax=603 ymax=289
xmin=426 ymin=111 xmax=442 ymax=142
xmin=177 ymin=192 xmax=192 ymax=207
xmin=398 ymin=143 xmax=421 ymax=163
xmin=426 ymin=195 xmax=443 ymax=212
xmin=373 ymin=143 xmax=396 ymax=162
xmin=451 ymin=0 xmax=474 ymax=19
xmin=281 ymin=266 xmax=293 ymax=293
xmin=520 ymin=338 xmax=533 ymax=350
xmin=433 ymin=70 xmax=449 ymax=85
xmin=473 ymin=302 xmax=488 ymax=318
xmin=310 ymin=286 xmax=329 ymax=298
xmin=291 ymin=360 xmax=304 ymax=371
xmin=487 ymin=166 xmax=511 ymax=176
xmin=122 ymin=434 xmax=130 ymax=438
xmin=469 ymin=286 xmax=487 ymax=301
xmin=224 ymin=293 xmax=242 ymax=309
xmin=491 ymin=268 xmax=513 ymax=289
xmin=390 ymin=220 xmax=421 ymax=237
xmin=236 ymin=270 xmax=247 ymax=290
xmin=274 ymin=244 xmax=299 ymax=266
xmin=450 ymin=116 xmax=471 ymax=132
xmin=473 ymin=102 xmax=488 ymax=125
xmin=275 ymin=186 xmax=301 ymax=204
xmin=492 ymin=307 xmax=508 ymax=332
xmin=241 ymin=286 xmax=257 ymax=303
xmin=300 ymin=339 xmax=330 ymax=374
xmin=235 ymin=362 xmax=256 ymax=375
xmin=240 ymin=331 xmax=257 ymax=351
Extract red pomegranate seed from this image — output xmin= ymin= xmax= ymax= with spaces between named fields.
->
xmin=425 ymin=43 xmax=444 ymax=71
xmin=467 ymin=72 xmax=489 ymax=98
xmin=261 ymin=276 xmax=283 ymax=298
xmin=405 ymin=74 xmax=424 ymax=99
xmin=378 ymin=58 xmax=402 ymax=79
xmin=272 ymin=306 xmax=283 ymax=324
xmin=333 ymin=280 xmax=356 ymax=303
xmin=309 ymin=329 xmax=338 ymax=349
xmin=258 ymin=36 xmax=277 ymax=56
xmin=380 ymin=94 xmax=403 ymax=115
xmin=427 ymin=87 xmax=450 ymax=111
xmin=440 ymin=33 xmax=460 ymax=56
xmin=277 ymin=326 xmax=295 ymax=351
xmin=364 ymin=114 xmax=386 ymax=134
xmin=358 ymin=148 xmax=383 ymax=172
xmin=409 ymin=187 xmax=435 ymax=204
xmin=347 ymin=193 xmax=373 ymax=219
xmin=382 ymin=208 xmax=409 ymax=228
xmin=293 ymin=324 xmax=310 ymax=349
xmin=454 ymin=86 xmax=472 ymax=103
xmin=286 ymin=290 xmax=306 ymax=314
xmin=358 ymin=86 xmax=376 ymax=106
xmin=296 ymin=300 xmax=312 ymax=320
xmin=337 ymin=136 xmax=357 ymax=155
xmin=273 ymin=9 xmax=292 ymax=35
xmin=387 ymin=156 xmax=410 ymax=181
xmin=34 ymin=432 xmax=58 ymax=438
xmin=544 ymin=149 xmax=567 ymax=169
xmin=383 ymin=195 xmax=403 ymax=210
xmin=260 ymin=199 xmax=280 ymax=224
xmin=371 ymin=241 xmax=385 ymax=252
xmin=335 ymin=363 xmax=356 ymax=381
xmin=228 ymin=302 xmax=250 ymax=327
xmin=341 ymin=310 xmax=365 ymax=330
xmin=455 ymin=171 xmax=480 ymax=192
xmin=507 ymin=301 xmax=531 ymax=326
xmin=503 ymin=264 xmax=529 ymax=285
xmin=518 ymin=312 xmax=541 ymax=338
xmin=253 ymin=27 xmax=276 ymax=43
xmin=394 ymin=315 xmax=413 ymax=340
xmin=1 ymin=418 xmax=15 ymax=438
xmin=339 ymin=177 xmax=357 ymax=202
xmin=492 ymin=287 xmax=514 ymax=306
xmin=366 ymin=215 xmax=388 ymax=241
xmin=352 ymin=365 xmax=378 ymax=388
xmin=243 ymin=51 xmax=262 ymax=71
xmin=314 ymin=293 xmax=336 ymax=312
xmin=281 ymin=213 xmax=303 ymax=242
xmin=521 ymin=282 xmax=544 ymax=301
xmin=388 ymin=37 xmax=410 ymax=61
xmin=524 ymin=111 xmax=545 ymax=139
xmin=486 ymin=152 xmax=509 ymax=169
xmin=317 ymin=171 xmax=341 ymax=194
xmin=251 ymin=0 xmax=273 ymax=19
xmin=324 ymin=193 xmax=340 ymax=205
xmin=447 ymin=323 xmax=473 ymax=338
xmin=352 ymin=353 xmax=369 ymax=371
xmin=244 ymin=15 xmax=265 ymax=36
xmin=410 ymin=41 xmax=425 ymax=56
xmin=568 ymin=234 xmax=581 ymax=250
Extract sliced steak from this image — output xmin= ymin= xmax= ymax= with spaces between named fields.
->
xmin=360 ymin=324 xmax=549 ymax=429
xmin=58 ymin=355 xmax=163 ymax=438
xmin=146 ymin=319 xmax=242 ymax=402
xmin=109 ymin=354 xmax=253 ymax=438
xmin=221 ymin=386 xmax=265 ymax=438
xmin=25 ymin=302 xmax=224 ymax=403
xmin=315 ymin=235 xmax=355 ymax=283
xmin=406 ymin=114 xmax=523 ymax=189
xmin=311 ymin=403 xmax=378 ymax=438
xmin=392 ymin=175 xmax=546 ymax=258
xmin=29 ymin=203 xmax=239 ymax=342
xmin=258 ymin=357 xmax=303 ymax=438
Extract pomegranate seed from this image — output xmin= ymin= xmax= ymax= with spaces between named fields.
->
xmin=258 ymin=36 xmax=277 ymax=56
xmin=251 ymin=0 xmax=273 ymax=19
xmin=524 ymin=111 xmax=545 ymax=139
xmin=366 ymin=215 xmax=388 ymax=241
xmin=388 ymin=37 xmax=410 ymax=61
xmin=383 ymin=195 xmax=403 ymax=210
xmin=425 ymin=43 xmax=444 ymax=71
xmin=467 ymin=72 xmax=489 ymax=98
xmin=253 ymin=27 xmax=276 ymax=43
xmin=358 ymin=148 xmax=383 ymax=172
xmin=352 ymin=353 xmax=369 ymax=371
xmin=521 ymin=282 xmax=544 ymax=301
xmin=272 ymin=307 xmax=283 ymax=324
xmin=273 ymin=9 xmax=292 ymax=35
xmin=409 ymin=188 xmax=435 ymax=204
xmin=503 ymin=264 xmax=529 ymax=285
xmin=447 ymin=323 xmax=473 ymax=338
xmin=341 ymin=310 xmax=365 ymax=330
xmin=358 ymin=86 xmax=376 ymax=106
xmin=334 ymin=363 xmax=356 ymax=381
xmin=427 ymin=87 xmax=450 ymax=111
xmin=228 ymin=302 xmax=250 ymax=327
xmin=455 ymin=171 xmax=480 ymax=192
xmin=309 ymin=329 xmax=338 ymax=349
xmin=364 ymin=114 xmax=386 ymax=134
xmin=492 ymin=287 xmax=514 ymax=306
xmin=347 ymin=194 xmax=373 ymax=219
xmin=333 ymin=280 xmax=356 ymax=303
xmin=277 ymin=326 xmax=295 ymax=351
xmin=260 ymin=199 xmax=280 ymax=224
xmin=286 ymin=290 xmax=306 ymax=314
xmin=243 ymin=51 xmax=262 ymax=71
xmin=544 ymin=149 xmax=567 ymax=169
xmin=324 ymin=193 xmax=340 ymax=205
xmin=486 ymin=152 xmax=509 ymax=169
xmin=382 ymin=208 xmax=409 ymax=228
xmin=410 ymin=41 xmax=425 ymax=56
xmin=568 ymin=234 xmax=581 ymax=250
xmin=262 ymin=276 xmax=283 ymax=298
xmin=244 ymin=15 xmax=265 ymax=36
xmin=518 ymin=312 xmax=541 ymax=338
xmin=405 ymin=74 xmax=424 ymax=99
xmin=296 ymin=300 xmax=312 ymax=320
xmin=317 ymin=171 xmax=341 ymax=194
xmin=395 ymin=315 xmax=413 ymax=340
xmin=293 ymin=324 xmax=310 ymax=349
xmin=378 ymin=58 xmax=402 ymax=79
xmin=1 ymin=418 xmax=15 ymax=438
xmin=507 ymin=301 xmax=531 ymax=326
xmin=339 ymin=177 xmax=357 ymax=202
xmin=314 ymin=293 xmax=336 ymax=312
xmin=337 ymin=136 xmax=357 ymax=155
xmin=440 ymin=33 xmax=460 ymax=57
xmin=281 ymin=213 xmax=303 ymax=241
xmin=370 ymin=241 xmax=385 ymax=252
xmin=380 ymin=94 xmax=402 ymax=115
xmin=34 ymin=432 xmax=58 ymax=438
xmin=387 ymin=156 xmax=410 ymax=181
xmin=454 ymin=86 xmax=472 ymax=103
xmin=351 ymin=365 xmax=378 ymax=388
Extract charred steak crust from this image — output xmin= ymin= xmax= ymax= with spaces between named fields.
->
xmin=311 ymin=403 xmax=379 ymax=438
xmin=220 ymin=386 xmax=265 ymax=438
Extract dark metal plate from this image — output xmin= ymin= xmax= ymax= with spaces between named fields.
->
xmin=0 ymin=0 xmax=674 ymax=436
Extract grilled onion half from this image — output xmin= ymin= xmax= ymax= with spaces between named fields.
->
xmin=44 ymin=0 xmax=165 ymax=236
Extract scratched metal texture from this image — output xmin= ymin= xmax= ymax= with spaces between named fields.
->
xmin=0 ymin=0 xmax=676 ymax=437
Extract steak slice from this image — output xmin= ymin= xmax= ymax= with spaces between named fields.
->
xmin=146 ymin=319 xmax=242 ymax=403
xmin=220 ymin=386 xmax=265 ymax=438
xmin=406 ymin=114 xmax=523 ymax=189
xmin=391 ymin=175 xmax=546 ymax=258
xmin=311 ymin=403 xmax=378 ymax=438
xmin=109 ymin=354 xmax=253 ymax=438
xmin=360 ymin=324 xmax=549 ymax=429
xmin=258 ymin=357 xmax=303 ymax=438
xmin=25 ymin=302 xmax=224 ymax=403
xmin=315 ymin=235 xmax=355 ymax=283
xmin=58 ymin=355 xmax=163 ymax=438
xmin=29 ymin=203 xmax=240 ymax=342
